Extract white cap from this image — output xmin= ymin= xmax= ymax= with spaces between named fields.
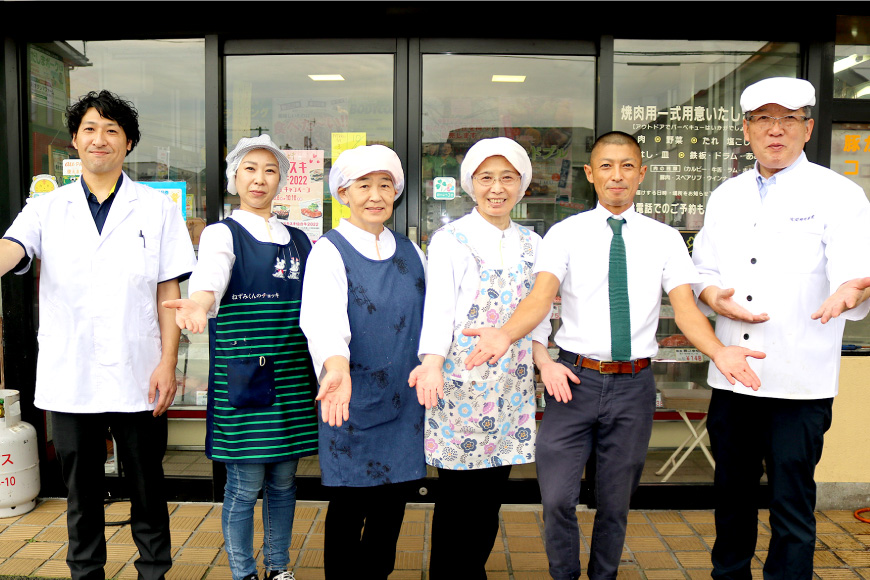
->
xmin=226 ymin=134 xmax=289 ymax=194
xmin=460 ymin=137 xmax=533 ymax=202
xmin=740 ymin=77 xmax=816 ymax=114
xmin=328 ymin=144 xmax=404 ymax=205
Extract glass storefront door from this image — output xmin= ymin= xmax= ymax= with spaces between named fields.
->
xmin=419 ymin=54 xmax=596 ymax=248
xmin=225 ymin=53 xmax=396 ymax=236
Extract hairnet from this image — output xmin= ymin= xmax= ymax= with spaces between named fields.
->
xmin=225 ymin=134 xmax=289 ymax=194
xmin=460 ymin=137 xmax=533 ymax=202
xmin=328 ymin=145 xmax=405 ymax=205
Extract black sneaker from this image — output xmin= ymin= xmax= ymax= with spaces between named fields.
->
xmin=264 ymin=571 xmax=295 ymax=580
xmin=242 ymin=574 xmax=259 ymax=580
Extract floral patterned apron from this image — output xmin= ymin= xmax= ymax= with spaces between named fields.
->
xmin=425 ymin=223 xmax=539 ymax=470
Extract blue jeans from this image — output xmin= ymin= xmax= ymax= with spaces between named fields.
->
xmin=222 ymin=460 xmax=299 ymax=580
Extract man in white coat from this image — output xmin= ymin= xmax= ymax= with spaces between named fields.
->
xmin=0 ymin=90 xmax=196 ymax=580
xmin=692 ymin=77 xmax=870 ymax=580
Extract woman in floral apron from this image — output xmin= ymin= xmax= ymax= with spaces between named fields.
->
xmin=409 ymin=138 xmax=553 ymax=578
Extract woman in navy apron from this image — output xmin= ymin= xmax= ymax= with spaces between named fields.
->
xmin=164 ymin=135 xmax=318 ymax=580
xmin=408 ymin=138 xmax=553 ymax=578
xmin=299 ymin=145 xmax=426 ymax=579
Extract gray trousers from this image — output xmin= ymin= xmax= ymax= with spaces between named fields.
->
xmin=536 ymin=358 xmax=656 ymax=580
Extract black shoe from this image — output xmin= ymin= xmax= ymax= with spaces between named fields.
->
xmin=264 ymin=571 xmax=295 ymax=580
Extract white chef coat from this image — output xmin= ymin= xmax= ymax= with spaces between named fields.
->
xmin=188 ymin=209 xmax=291 ymax=317
xmin=418 ymin=208 xmax=551 ymax=358
xmin=693 ymin=153 xmax=870 ymax=399
xmin=535 ymin=203 xmax=699 ymax=361
xmin=3 ymin=174 xmax=196 ymax=413
xmin=299 ymin=219 xmax=426 ymax=379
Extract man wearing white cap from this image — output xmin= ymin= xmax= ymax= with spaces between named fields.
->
xmin=299 ymin=144 xmax=427 ymax=579
xmin=692 ymin=77 xmax=870 ymax=579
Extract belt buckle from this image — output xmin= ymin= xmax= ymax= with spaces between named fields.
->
xmin=599 ymin=361 xmax=619 ymax=374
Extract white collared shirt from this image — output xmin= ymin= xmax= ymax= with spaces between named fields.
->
xmin=188 ymin=209 xmax=291 ymax=317
xmin=3 ymin=173 xmax=196 ymax=413
xmin=535 ymin=204 xmax=699 ymax=361
xmin=693 ymin=153 xmax=870 ymax=399
xmin=299 ymin=219 xmax=426 ymax=379
xmin=418 ymin=208 xmax=551 ymax=358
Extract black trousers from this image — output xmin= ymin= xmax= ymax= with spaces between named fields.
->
xmin=708 ymin=389 xmax=833 ymax=580
xmin=537 ymin=361 xmax=656 ymax=580
xmin=52 ymin=411 xmax=172 ymax=580
xmin=322 ymin=481 xmax=416 ymax=579
xmin=429 ymin=465 xmax=512 ymax=579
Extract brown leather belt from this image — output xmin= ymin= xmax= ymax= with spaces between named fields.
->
xmin=558 ymin=349 xmax=650 ymax=374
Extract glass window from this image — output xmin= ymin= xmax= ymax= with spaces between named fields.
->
xmin=832 ymin=123 xmax=870 ymax=347
xmin=613 ymin=39 xmax=800 ymax=231
xmin=420 ymin=54 xmax=596 ymax=247
xmin=835 ymin=16 xmax=870 ymax=99
xmin=26 ymin=39 xmax=207 ymax=470
xmin=28 ymin=41 xmax=207 ymax=239
xmin=225 ymin=54 xmax=395 ymax=239
xmin=613 ymin=40 xmax=800 ymax=485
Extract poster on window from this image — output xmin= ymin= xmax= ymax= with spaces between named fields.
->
xmin=272 ymin=150 xmax=325 ymax=242
xmin=614 ymin=102 xmax=757 ymax=230
xmin=421 ymin=96 xmax=577 ymax=201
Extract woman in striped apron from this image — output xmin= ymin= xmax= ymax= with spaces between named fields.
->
xmin=164 ymin=135 xmax=318 ymax=580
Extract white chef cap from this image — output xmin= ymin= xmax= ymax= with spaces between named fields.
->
xmin=460 ymin=137 xmax=533 ymax=202
xmin=328 ymin=144 xmax=405 ymax=205
xmin=740 ymin=77 xmax=816 ymax=114
xmin=225 ymin=134 xmax=290 ymax=194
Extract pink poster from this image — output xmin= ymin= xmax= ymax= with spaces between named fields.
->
xmin=272 ymin=150 xmax=325 ymax=242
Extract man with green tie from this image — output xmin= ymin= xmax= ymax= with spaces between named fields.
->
xmin=464 ymin=131 xmax=765 ymax=580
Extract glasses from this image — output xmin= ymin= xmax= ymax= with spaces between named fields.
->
xmin=745 ymin=114 xmax=809 ymax=129
xmin=473 ymin=173 xmax=520 ymax=187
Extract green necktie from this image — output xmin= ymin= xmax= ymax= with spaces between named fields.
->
xmin=607 ymin=217 xmax=631 ymax=361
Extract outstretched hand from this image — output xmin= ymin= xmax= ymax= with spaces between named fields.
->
xmin=711 ymin=345 xmax=766 ymax=391
xmin=162 ymin=298 xmax=208 ymax=334
xmin=462 ymin=327 xmax=511 ymax=369
xmin=408 ymin=364 xmax=444 ymax=409
xmin=811 ymin=277 xmax=870 ymax=324
xmin=316 ymin=369 xmax=351 ymax=427
xmin=707 ymin=287 xmax=769 ymax=323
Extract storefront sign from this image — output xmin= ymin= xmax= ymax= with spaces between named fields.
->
xmin=63 ymin=159 xmax=82 ymax=185
xmin=832 ymin=126 xmax=870 ymax=201
xmin=433 ymin=177 xmax=456 ymax=200
xmin=617 ymin=102 xmax=756 ymax=230
xmin=139 ymin=181 xmax=187 ymax=220
xmin=273 ymin=149 xmax=325 ymax=242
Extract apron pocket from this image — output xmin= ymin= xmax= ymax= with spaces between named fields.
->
xmin=227 ymin=356 xmax=276 ymax=408
xmin=348 ymin=368 xmax=401 ymax=430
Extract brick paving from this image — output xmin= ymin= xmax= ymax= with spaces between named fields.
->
xmin=0 ymin=499 xmax=869 ymax=579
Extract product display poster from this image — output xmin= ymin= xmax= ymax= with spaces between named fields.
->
xmin=273 ymin=149 xmax=325 ymax=242
xmin=62 ymin=159 xmax=82 ymax=185
xmin=139 ymin=181 xmax=187 ymax=220
xmin=330 ymin=132 xmax=366 ymax=230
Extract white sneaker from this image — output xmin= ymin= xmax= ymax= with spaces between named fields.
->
xmin=265 ymin=571 xmax=295 ymax=580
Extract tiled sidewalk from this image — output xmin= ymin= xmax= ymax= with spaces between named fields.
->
xmin=1 ymin=499 xmax=870 ymax=579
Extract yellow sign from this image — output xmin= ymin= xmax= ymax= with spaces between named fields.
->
xmin=331 ymin=132 xmax=367 ymax=229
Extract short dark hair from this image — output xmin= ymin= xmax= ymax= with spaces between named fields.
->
xmin=66 ymin=90 xmax=141 ymax=155
xmin=590 ymin=131 xmax=641 ymax=159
